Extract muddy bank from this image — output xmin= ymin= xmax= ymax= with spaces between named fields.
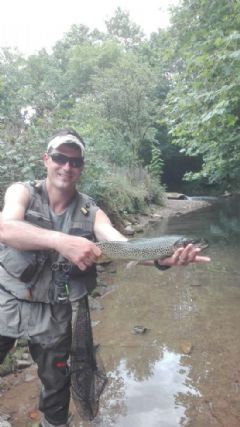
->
xmin=120 ymin=198 xmax=211 ymax=234
xmin=146 ymin=198 xmax=210 ymax=220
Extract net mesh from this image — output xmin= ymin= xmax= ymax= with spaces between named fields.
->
xmin=70 ymin=296 xmax=108 ymax=421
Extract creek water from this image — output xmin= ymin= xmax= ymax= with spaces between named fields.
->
xmin=89 ymin=196 xmax=240 ymax=427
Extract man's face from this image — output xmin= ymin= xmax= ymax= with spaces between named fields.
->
xmin=43 ymin=144 xmax=84 ymax=191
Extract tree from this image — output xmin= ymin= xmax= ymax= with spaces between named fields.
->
xmin=105 ymin=7 xmax=145 ymax=48
xmin=90 ymin=54 xmax=159 ymax=166
xmin=164 ymin=0 xmax=240 ymax=189
xmin=148 ymin=143 xmax=164 ymax=181
xmin=0 ymin=48 xmax=27 ymax=141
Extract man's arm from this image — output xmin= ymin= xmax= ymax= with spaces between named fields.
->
xmin=0 ymin=183 xmax=101 ymax=270
xmin=94 ymin=209 xmax=128 ymax=242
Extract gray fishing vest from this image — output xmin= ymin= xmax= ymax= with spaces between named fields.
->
xmin=0 ymin=180 xmax=98 ymax=303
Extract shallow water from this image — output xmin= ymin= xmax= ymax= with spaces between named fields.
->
xmin=89 ymin=197 xmax=240 ymax=427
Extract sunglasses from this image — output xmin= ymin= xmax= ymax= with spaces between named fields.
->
xmin=49 ymin=152 xmax=84 ymax=168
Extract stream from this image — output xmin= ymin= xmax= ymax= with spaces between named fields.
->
xmin=90 ymin=196 xmax=240 ymax=427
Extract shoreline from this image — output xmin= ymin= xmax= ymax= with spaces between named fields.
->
xmin=149 ymin=198 xmax=210 ymax=219
xmin=121 ymin=198 xmax=211 ymax=235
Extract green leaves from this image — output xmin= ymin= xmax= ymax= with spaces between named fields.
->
xmin=1 ymin=1 xmax=239 ymax=208
xmin=0 ymin=11 xmax=165 ymax=212
xmin=163 ymin=0 xmax=240 ymax=189
xmin=148 ymin=144 xmax=164 ymax=181
xmin=105 ymin=8 xmax=144 ymax=48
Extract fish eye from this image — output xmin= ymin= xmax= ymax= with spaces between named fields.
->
xmin=181 ymin=238 xmax=189 ymax=247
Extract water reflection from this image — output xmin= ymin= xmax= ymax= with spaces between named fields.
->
xmin=147 ymin=195 xmax=240 ymax=246
xmin=98 ymin=348 xmax=200 ymax=427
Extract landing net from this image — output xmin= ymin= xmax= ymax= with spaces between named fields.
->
xmin=71 ymin=296 xmax=108 ymax=421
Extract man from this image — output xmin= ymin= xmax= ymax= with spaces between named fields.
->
xmin=0 ymin=129 xmax=210 ymax=427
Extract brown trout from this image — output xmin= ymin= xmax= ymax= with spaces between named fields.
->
xmin=96 ymin=235 xmax=207 ymax=261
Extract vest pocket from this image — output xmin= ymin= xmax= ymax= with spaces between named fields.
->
xmin=0 ymin=246 xmax=43 ymax=282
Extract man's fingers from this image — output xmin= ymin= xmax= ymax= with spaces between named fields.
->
xmin=166 ymin=243 xmax=211 ymax=266
xmin=181 ymin=247 xmax=201 ymax=263
xmin=172 ymin=247 xmax=184 ymax=263
xmin=194 ymin=255 xmax=211 ymax=263
xmin=59 ymin=235 xmax=102 ymax=269
xmin=92 ymin=244 xmax=102 ymax=257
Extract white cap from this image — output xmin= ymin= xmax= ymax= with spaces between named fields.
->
xmin=47 ymin=134 xmax=85 ymax=157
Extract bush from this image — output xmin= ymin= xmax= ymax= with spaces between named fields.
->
xmin=81 ymin=162 xmax=165 ymax=220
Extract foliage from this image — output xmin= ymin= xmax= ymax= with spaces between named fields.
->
xmin=1 ymin=2 xmax=240 ymax=213
xmin=148 ymin=143 xmax=164 ymax=180
xmin=105 ymin=7 xmax=145 ymax=48
xmin=80 ymin=159 xmax=164 ymax=219
xmin=164 ymin=0 xmax=240 ymax=189
xmin=0 ymin=48 xmax=27 ymax=141
xmin=0 ymin=132 xmax=46 ymax=203
xmin=90 ymin=54 xmax=160 ymax=166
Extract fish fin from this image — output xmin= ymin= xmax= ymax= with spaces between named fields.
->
xmin=125 ymin=261 xmax=139 ymax=270
xmin=96 ymin=254 xmax=112 ymax=264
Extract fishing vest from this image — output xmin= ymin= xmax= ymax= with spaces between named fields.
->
xmin=0 ymin=180 xmax=98 ymax=303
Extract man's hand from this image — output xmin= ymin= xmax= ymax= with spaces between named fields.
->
xmin=54 ymin=234 xmax=102 ymax=271
xmin=157 ymin=243 xmax=211 ymax=268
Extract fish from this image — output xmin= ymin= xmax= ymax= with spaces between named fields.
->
xmin=96 ymin=235 xmax=208 ymax=262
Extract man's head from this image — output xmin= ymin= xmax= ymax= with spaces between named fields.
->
xmin=47 ymin=128 xmax=85 ymax=158
xmin=44 ymin=129 xmax=85 ymax=192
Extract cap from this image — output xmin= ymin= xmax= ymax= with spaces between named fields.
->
xmin=47 ymin=134 xmax=85 ymax=158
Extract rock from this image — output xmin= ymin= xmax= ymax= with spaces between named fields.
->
xmin=16 ymin=338 xmax=28 ymax=347
xmin=148 ymin=219 xmax=157 ymax=225
xmin=166 ymin=192 xmax=189 ymax=200
xmin=132 ymin=325 xmax=149 ymax=335
xmin=134 ymin=224 xmax=144 ymax=233
xmin=124 ymin=225 xmax=135 ymax=236
xmin=91 ymin=320 xmax=100 ymax=328
xmin=93 ymin=282 xmax=108 ymax=297
xmin=15 ymin=359 xmax=33 ymax=369
xmin=28 ymin=410 xmax=40 ymax=423
xmin=91 ymin=289 xmax=102 ymax=298
xmin=97 ymin=257 xmax=112 ymax=265
xmin=96 ymin=265 xmax=105 ymax=273
xmin=151 ymin=213 xmax=163 ymax=218
xmin=24 ymin=372 xmax=36 ymax=382
xmin=21 ymin=352 xmax=30 ymax=360
xmin=88 ymin=297 xmax=103 ymax=311
xmin=180 ymin=340 xmax=193 ymax=355
xmin=0 ymin=366 xmax=12 ymax=377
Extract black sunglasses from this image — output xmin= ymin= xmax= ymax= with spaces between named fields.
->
xmin=49 ymin=152 xmax=84 ymax=168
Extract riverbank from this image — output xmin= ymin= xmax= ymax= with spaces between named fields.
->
xmin=120 ymin=197 xmax=211 ymax=235
xmin=148 ymin=198 xmax=210 ymax=220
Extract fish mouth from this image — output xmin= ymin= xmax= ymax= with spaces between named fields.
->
xmin=176 ymin=237 xmax=209 ymax=250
